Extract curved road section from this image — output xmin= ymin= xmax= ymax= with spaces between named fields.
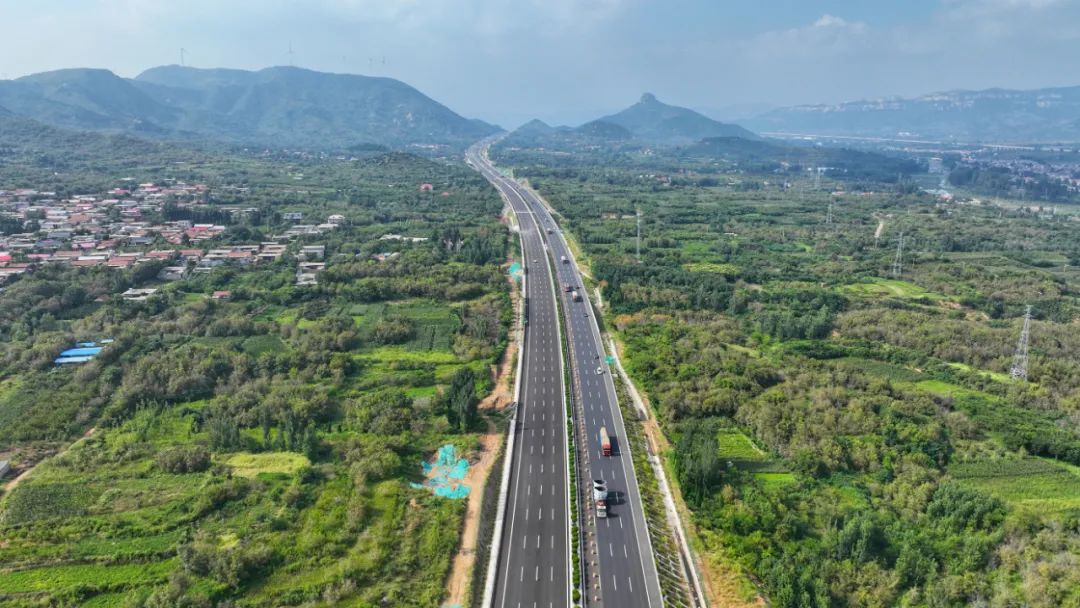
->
xmin=468 ymin=140 xmax=571 ymax=608
xmin=469 ymin=139 xmax=664 ymax=608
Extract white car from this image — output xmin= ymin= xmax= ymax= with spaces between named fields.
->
xmin=596 ymin=366 xmax=604 ymax=375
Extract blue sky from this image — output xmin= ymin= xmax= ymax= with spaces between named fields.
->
xmin=1 ymin=0 xmax=1078 ymax=127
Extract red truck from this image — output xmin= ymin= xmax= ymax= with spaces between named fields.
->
xmin=571 ymin=290 xmax=582 ymax=302
xmin=599 ymin=426 xmax=611 ymax=457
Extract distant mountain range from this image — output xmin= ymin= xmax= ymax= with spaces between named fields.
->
xmin=0 ymin=66 xmax=499 ymax=150
xmin=745 ymin=86 xmax=1080 ymax=143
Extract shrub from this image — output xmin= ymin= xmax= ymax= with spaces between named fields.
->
xmin=155 ymin=445 xmax=211 ymax=474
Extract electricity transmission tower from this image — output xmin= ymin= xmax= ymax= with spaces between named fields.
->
xmin=635 ymin=207 xmax=642 ymax=263
xmin=825 ymin=200 xmax=833 ymax=225
xmin=892 ymin=232 xmax=904 ymax=277
xmin=1009 ymin=305 xmax=1033 ymax=381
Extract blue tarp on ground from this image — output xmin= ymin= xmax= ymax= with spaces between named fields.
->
xmin=410 ymin=444 xmax=470 ymax=499
xmin=508 ymin=261 xmax=523 ymax=282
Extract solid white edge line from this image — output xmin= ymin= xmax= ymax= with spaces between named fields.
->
xmin=477 ymin=136 xmax=529 ymax=608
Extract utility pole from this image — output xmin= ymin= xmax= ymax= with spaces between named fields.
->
xmin=892 ymin=232 xmax=904 ymax=278
xmin=1010 ymin=305 xmax=1033 ymax=381
xmin=826 ymin=200 xmax=833 ymax=225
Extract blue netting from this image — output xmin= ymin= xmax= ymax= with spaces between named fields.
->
xmin=508 ymin=262 xmax=523 ymax=282
xmin=411 ymin=444 xmax=470 ymax=499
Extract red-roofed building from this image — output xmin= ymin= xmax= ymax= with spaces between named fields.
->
xmin=107 ymin=257 xmax=135 ymax=268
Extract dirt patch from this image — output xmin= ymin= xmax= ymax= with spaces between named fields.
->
xmin=443 ymin=420 xmax=502 ymax=607
xmin=480 ymin=267 xmax=521 ymax=413
xmin=480 ymin=339 xmax=516 ymax=412
xmin=2 ymin=427 xmax=96 ymax=494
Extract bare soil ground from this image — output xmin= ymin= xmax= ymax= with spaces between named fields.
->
xmin=479 ymin=338 xmax=516 ymax=412
xmin=2 ymin=428 xmax=96 ymax=494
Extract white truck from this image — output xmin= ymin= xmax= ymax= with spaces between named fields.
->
xmin=593 ymin=479 xmax=608 ymax=518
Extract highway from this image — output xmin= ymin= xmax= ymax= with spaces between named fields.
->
xmin=469 ymin=139 xmax=664 ymax=607
xmin=468 ymin=141 xmax=571 ymax=608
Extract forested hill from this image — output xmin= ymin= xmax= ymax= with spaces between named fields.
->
xmin=593 ymin=93 xmax=758 ymax=143
xmin=0 ymin=65 xmax=499 ymax=150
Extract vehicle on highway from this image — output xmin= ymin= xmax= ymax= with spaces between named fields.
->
xmin=600 ymin=426 xmax=612 ymax=457
xmin=596 ymin=366 xmax=604 ymax=375
xmin=560 ymin=255 xmax=568 ymax=264
xmin=564 ymin=284 xmax=573 ymax=292
xmin=571 ymin=290 xmax=582 ymax=302
xmin=593 ymin=480 xmax=608 ymax=518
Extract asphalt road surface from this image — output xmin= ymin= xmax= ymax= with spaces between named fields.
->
xmin=468 ymin=141 xmax=571 ymax=608
xmin=468 ymin=139 xmax=664 ymax=607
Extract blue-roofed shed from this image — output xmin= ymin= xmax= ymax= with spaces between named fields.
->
xmin=59 ymin=347 xmax=103 ymax=358
xmin=55 ymin=356 xmax=95 ymax=365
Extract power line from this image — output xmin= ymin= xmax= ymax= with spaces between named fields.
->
xmin=1009 ymin=305 xmax=1033 ymax=381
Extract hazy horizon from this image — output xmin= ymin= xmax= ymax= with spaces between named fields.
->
xmin=3 ymin=0 xmax=1080 ymax=127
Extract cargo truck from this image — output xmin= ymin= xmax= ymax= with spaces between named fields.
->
xmin=592 ymin=479 xmax=608 ymax=518
xmin=571 ymin=290 xmax=582 ymax=302
xmin=561 ymin=255 xmax=568 ymax=264
xmin=599 ymin=426 xmax=612 ymax=457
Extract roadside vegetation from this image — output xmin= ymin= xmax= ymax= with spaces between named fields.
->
xmin=0 ymin=144 xmax=511 ymax=606
xmin=493 ymin=136 xmax=1080 ymax=608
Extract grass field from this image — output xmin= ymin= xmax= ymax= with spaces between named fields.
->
xmin=947 ymin=361 xmax=1013 ymax=384
xmin=224 ymin=452 xmax=311 ymax=478
xmin=718 ymin=430 xmax=767 ymax=461
xmin=718 ymin=430 xmax=788 ymax=478
xmin=352 ymin=300 xmax=462 ymax=352
xmin=842 ymin=277 xmax=948 ymax=302
xmin=951 ymin=457 xmax=1080 ymax=515
xmin=684 ymin=262 xmax=739 ymax=275
xmin=0 ymin=559 xmax=177 ymax=594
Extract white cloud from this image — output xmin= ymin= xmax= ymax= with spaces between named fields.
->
xmin=749 ymin=14 xmax=870 ymax=60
